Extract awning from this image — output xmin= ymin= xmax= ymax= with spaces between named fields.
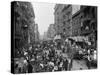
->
xmin=68 ymin=36 xmax=88 ymax=42
xmin=54 ymin=35 xmax=61 ymax=40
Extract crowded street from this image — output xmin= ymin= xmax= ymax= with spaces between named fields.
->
xmin=13 ymin=38 xmax=97 ymax=73
xmin=11 ymin=1 xmax=97 ymax=74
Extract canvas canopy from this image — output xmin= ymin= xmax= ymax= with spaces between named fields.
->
xmin=68 ymin=36 xmax=88 ymax=42
xmin=65 ymin=36 xmax=91 ymax=45
xmin=54 ymin=35 xmax=61 ymax=40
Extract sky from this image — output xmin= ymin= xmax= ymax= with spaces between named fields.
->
xmin=32 ymin=2 xmax=55 ymax=35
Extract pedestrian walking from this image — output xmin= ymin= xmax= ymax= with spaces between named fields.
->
xmin=27 ymin=61 xmax=33 ymax=73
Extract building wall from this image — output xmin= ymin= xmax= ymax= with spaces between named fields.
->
xmin=72 ymin=8 xmax=81 ymax=36
xmin=54 ymin=4 xmax=65 ymax=35
xmin=12 ymin=1 xmax=35 ymax=49
xmin=34 ymin=24 xmax=39 ymax=42
xmin=29 ymin=21 xmax=35 ymax=43
xmin=61 ymin=5 xmax=72 ymax=38
xmin=80 ymin=6 xmax=97 ymax=36
xmin=54 ymin=4 xmax=72 ymax=39
xmin=80 ymin=6 xmax=97 ymax=48
xmin=47 ymin=24 xmax=55 ymax=39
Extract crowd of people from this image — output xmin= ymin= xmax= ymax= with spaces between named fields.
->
xmin=13 ymin=39 xmax=97 ymax=74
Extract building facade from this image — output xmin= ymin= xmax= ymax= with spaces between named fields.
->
xmin=12 ymin=1 xmax=35 ymax=49
xmin=80 ymin=6 xmax=97 ymax=36
xmin=61 ymin=5 xmax=72 ymax=38
xmin=72 ymin=5 xmax=81 ymax=36
xmin=72 ymin=5 xmax=97 ymax=48
xmin=54 ymin=4 xmax=64 ymax=35
xmin=54 ymin=4 xmax=72 ymax=40
xmin=80 ymin=6 xmax=97 ymax=48
xmin=47 ymin=24 xmax=55 ymax=39
xmin=34 ymin=24 xmax=39 ymax=42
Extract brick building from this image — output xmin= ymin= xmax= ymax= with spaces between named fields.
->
xmin=47 ymin=24 xmax=55 ymax=39
xmin=72 ymin=6 xmax=81 ymax=36
xmin=80 ymin=6 xmax=97 ymax=48
xmin=54 ymin=4 xmax=72 ymax=39
xmin=54 ymin=4 xmax=64 ymax=35
xmin=12 ymin=1 xmax=36 ymax=49
xmin=34 ymin=24 xmax=39 ymax=42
